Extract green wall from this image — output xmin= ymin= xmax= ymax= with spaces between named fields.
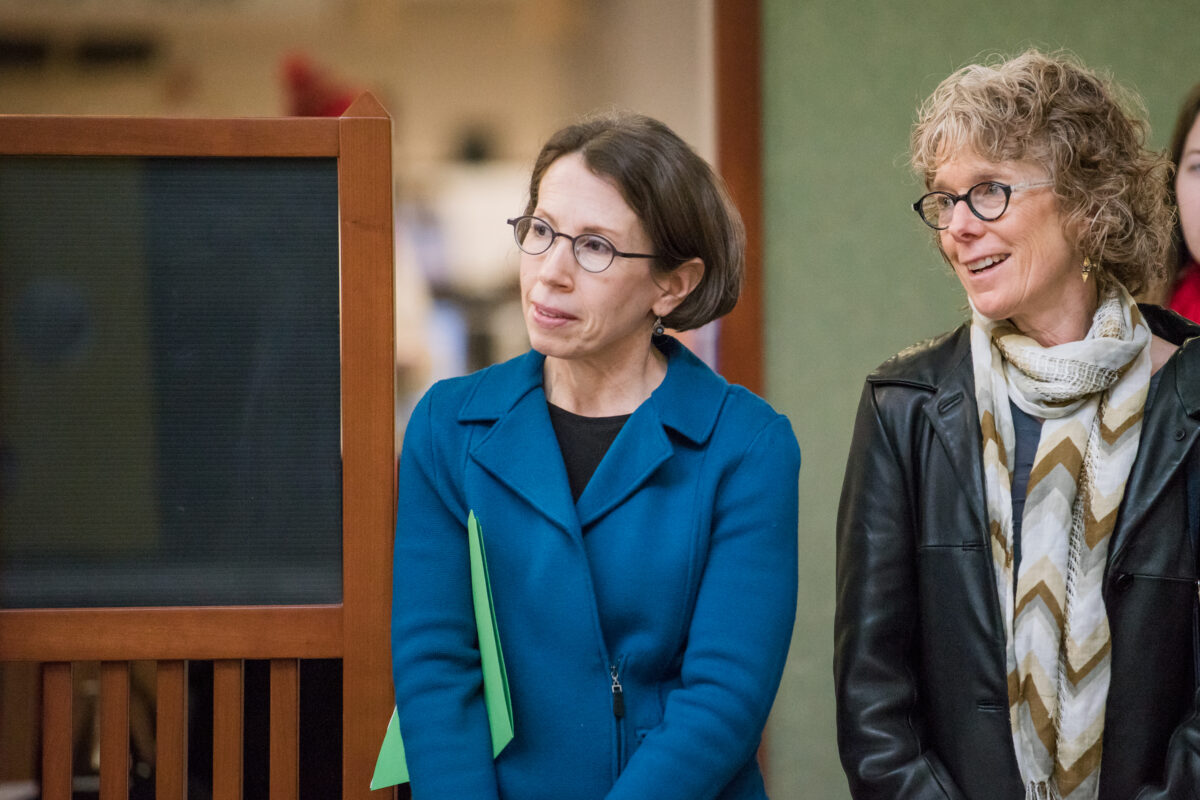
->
xmin=760 ymin=2 xmax=1198 ymax=797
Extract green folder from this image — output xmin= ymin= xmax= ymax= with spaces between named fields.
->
xmin=370 ymin=511 xmax=514 ymax=789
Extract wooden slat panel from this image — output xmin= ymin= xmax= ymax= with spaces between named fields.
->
xmin=0 ymin=116 xmax=340 ymax=157
xmin=714 ymin=0 xmax=764 ymax=395
xmin=337 ymin=93 xmax=397 ymax=798
xmin=99 ymin=661 xmax=130 ymax=800
xmin=213 ymin=659 xmax=244 ymax=800
xmin=269 ymin=659 xmax=300 ymax=799
xmin=0 ymin=605 xmax=343 ymax=662
xmin=1 ymin=663 xmax=40 ymax=783
xmin=156 ymin=660 xmax=188 ymax=800
xmin=40 ymin=662 xmax=73 ymax=800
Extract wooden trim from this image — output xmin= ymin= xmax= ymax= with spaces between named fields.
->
xmin=0 ymin=606 xmax=344 ymax=661
xmin=0 ymin=116 xmax=340 ymax=156
xmin=714 ymin=0 xmax=764 ymax=394
xmin=156 ymin=660 xmax=188 ymax=800
xmin=336 ymin=92 xmax=397 ymax=798
xmin=269 ymin=659 xmax=300 ymax=799
xmin=99 ymin=661 xmax=130 ymax=800
xmin=213 ymin=659 xmax=245 ymax=800
xmin=713 ymin=0 xmax=772 ymax=784
xmin=40 ymin=662 xmax=73 ymax=800
xmin=1 ymin=94 xmax=397 ymax=797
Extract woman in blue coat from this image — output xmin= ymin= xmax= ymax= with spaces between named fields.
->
xmin=391 ymin=111 xmax=800 ymax=800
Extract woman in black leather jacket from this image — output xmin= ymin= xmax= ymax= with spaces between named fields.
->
xmin=835 ymin=49 xmax=1200 ymax=800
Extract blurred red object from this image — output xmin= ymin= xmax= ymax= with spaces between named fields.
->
xmin=1169 ymin=261 xmax=1200 ymax=323
xmin=282 ymin=53 xmax=359 ymax=117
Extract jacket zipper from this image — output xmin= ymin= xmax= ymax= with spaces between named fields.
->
xmin=610 ymin=660 xmax=627 ymax=780
xmin=610 ymin=662 xmax=625 ymax=718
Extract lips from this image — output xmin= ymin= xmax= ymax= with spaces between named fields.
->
xmin=964 ymin=254 xmax=1010 ymax=273
xmin=530 ymin=301 xmax=577 ymax=326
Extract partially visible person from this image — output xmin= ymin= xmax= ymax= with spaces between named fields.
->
xmin=1168 ymin=81 xmax=1200 ymax=321
xmin=392 ymin=110 xmax=800 ymax=800
xmin=835 ymin=50 xmax=1200 ymax=800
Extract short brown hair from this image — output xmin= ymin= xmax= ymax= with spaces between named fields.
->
xmin=523 ymin=110 xmax=745 ymax=331
xmin=911 ymin=49 xmax=1173 ymax=296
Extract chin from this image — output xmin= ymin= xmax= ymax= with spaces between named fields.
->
xmin=970 ymin=302 xmax=1013 ymax=322
xmin=963 ymin=289 xmax=1019 ymax=322
xmin=526 ymin=330 xmax=573 ymax=360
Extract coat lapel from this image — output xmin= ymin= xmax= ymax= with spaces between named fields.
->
xmin=1109 ymin=340 xmax=1200 ymax=562
xmin=575 ymin=338 xmax=724 ymax=528
xmin=923 ymin=333 xmax=990 ymax=538
xmin=461 ymin=339 xmax=726 ymax=533
xmin=461 ymin=351 xmax=578 ymax=536
xmin=574 ymin=405 xmax=674 ymax=527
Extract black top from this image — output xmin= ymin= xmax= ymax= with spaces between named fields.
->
xmin=547 ymin=402 xmax=631 ymax=502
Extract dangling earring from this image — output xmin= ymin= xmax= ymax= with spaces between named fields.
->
xmin=1082 ymin=201 xmax=1108 ymax=285
xmin=653 ymin=317 xmax=665 ymax=336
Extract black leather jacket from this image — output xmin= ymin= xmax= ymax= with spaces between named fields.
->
xmin=834 ymin=305 xmax=1200 ymax=800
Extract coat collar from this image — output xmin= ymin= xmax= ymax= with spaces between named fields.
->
xmin=869 ymin=324 xmax=989 ymax=534
xmin=1108 ymin=305 xmax=1200 ymax=560
xmin=889 ymin=307 xmax=1200 ymax=561
xmin=914 ymin=326 xmax=991 ymax=536
xmin=458 ymin=337 xmax=728 ymax=533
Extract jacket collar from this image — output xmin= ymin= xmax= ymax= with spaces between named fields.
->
xmin=897 ymin=307 xmax=1200 ymax=562
xmin=1108 ymin=305 xmax=1200 ymax=560
xmin=869 ymin=325 xmax=988 ymax=533
xmin=916 ymin=326 xmax=991 ymax=536
xmin=458 ymin=337 xmax=727 ymax=533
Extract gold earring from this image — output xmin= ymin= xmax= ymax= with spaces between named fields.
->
xmin=1081 ymin=257 xmax=1094 ymax=283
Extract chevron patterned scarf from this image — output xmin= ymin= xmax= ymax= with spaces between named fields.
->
xmin=970 ymin=283 xmax=1151 ymax=800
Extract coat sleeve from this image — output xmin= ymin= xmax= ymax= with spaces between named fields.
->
xmin=833 ymin=381 xmax=966 ymax=800
xmin=605 ymin=413 xmax=801 ymax=800
xmin=391 ymin=389 xmax=502 ymax=799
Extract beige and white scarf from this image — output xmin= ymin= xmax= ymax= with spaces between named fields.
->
xmin=970 ymin=282 xmax=1151 ymax=800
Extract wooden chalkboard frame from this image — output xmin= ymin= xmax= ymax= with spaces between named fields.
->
xmin=0 ymin=93 xmax=396 ymax=799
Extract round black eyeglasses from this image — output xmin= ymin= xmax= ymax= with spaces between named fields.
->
xmin=913 ymin=180 xmax=1054 ymax=230
xmin=507 ymin=215 xmax=658 ymax=274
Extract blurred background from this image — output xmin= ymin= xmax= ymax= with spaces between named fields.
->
xmin=1 ymin=0 xmax=1198 ymax=798
xmin=0 ymin=0 xmax=718 ymax=439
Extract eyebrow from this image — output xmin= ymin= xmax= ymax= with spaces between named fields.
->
xmin=931 ymin=171 xmax=1009 ymax=191
xmin=531 ymin=208 xmax=625 ymax=242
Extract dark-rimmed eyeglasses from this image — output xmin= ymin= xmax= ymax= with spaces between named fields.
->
xmin=507 ymin=215 xmax=658 ymax=274
xmin=912 ymin=180 xmax=1054 ymax=230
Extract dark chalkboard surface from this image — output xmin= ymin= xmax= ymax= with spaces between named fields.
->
xmin=0 ymin=156 xmax=343 ymax=607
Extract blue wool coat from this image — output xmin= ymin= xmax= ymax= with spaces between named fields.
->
xmin=391 ymin=337 xmax=800 ymax=800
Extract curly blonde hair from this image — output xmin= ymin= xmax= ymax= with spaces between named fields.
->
xmin=911 ymin=49 xmax=1173 ymax=296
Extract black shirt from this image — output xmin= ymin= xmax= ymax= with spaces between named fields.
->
xmin=547 ymin=402 xmax=631 ymax=502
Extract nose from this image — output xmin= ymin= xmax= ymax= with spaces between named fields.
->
xmin=944 ymin=198 xmax=984 ymax=239
xmin=536 ymin=235 xmax=576 ymax=288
